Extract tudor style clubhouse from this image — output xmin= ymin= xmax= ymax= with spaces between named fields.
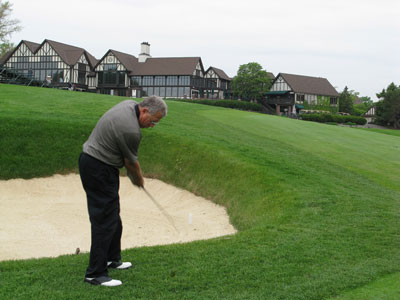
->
xmin=0 ymin=39 xmax=232 ymax=99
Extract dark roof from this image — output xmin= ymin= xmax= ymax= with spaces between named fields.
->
xmin=131 ymin=57 xmax=203 ymax=76
xmin=23 ymin=40 xmax=41 ymax=52
xmin=277 ymin=73 xmax=339 ymax=97
xmin=45 ymin=39 xmax=98 ymax=67
xmin=0 ymin=50 xmax=12 ymax=65
xmin=109 ymin=49 xmax=138 ymax=71
xmin=206 ymin=66 xmax=231 ymax=81
xmin=1 ymin=39 xmax=98 ymax=68
xmin=267 ymin=72 xmax=275 ymax=80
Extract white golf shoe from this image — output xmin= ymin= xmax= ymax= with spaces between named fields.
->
xmin=107 ymin=261 xmax=132 ymax=270
xmin=84 ymin=276 xmax=122 ymax=286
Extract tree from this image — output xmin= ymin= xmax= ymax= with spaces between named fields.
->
xmin=231 ymin=62 xmax=271 ymax=102
xmin=0 ymin=1 xmax=21 ymax=57
xmin=375 ymin=83 xmax=400 ymax=128
xmin=352 ymin=94 xmax=374 ymax=116
xmin=360 ymin=96 xmax=373 ymax=107
xmin=339 ymin=86 xmax=354 ymax=114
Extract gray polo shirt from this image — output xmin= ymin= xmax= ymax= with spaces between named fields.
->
xmin=83 ymin=100 xmax=141 ymax=168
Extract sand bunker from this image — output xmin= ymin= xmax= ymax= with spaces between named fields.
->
xmin=0 ymin=174 xmax=236 ymax=261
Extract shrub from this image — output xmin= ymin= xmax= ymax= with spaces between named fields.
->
xmin=300 ymin=113 xmax=367 ymax=125
xmin=171 ymin=99 xmax=263 ymax=112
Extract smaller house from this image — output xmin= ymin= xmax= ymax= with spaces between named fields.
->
xmin=204 ymin=66 xmax=231 ymax=99
xmin=265 ymin=73 xmax=340 ymax=115
xmin=363 ymin=106 xmax=376 ymax=124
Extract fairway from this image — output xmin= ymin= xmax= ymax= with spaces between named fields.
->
xmin=1 ymin=84 xmax=400 ymax=299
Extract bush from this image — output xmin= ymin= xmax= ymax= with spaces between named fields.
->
xmin=300 ymin=113 xmax=367 ymax=125
xmin=171 ymin=99 xmax=263 ymax=112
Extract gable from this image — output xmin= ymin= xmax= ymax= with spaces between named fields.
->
xmin=205 ymin=68 xmax=217 ymax=78
xmin=4 ymin=41 xmax=68 ymax=70
xmin=36 ymin=42 xmax=57 ymax=56
xmin=96 ymin=52 xmax=127 ymax=71
xmin=270 ymin=75 xmax=292 ymax=92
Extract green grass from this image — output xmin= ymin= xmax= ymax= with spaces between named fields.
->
xmin=328 ymin=272 xmax=400 ymax=300
xmin=1 ymin=84 xmax=400 ymax=299
xmin=358 ymin=127 xmax=400 ymax=137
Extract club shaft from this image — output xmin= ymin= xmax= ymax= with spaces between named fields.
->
xmin=142 ymin=187 xmax=179 ymax=233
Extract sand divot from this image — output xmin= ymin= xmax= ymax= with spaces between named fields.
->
xmin=0 ymin=174 xmax=236 ymax=261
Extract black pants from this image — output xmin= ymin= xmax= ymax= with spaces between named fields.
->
xmin=79 ymin=152 xmax=122 ymax=278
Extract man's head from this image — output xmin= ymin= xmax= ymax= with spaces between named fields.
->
xmin=138 ymin=96 xmax=168 ymax=128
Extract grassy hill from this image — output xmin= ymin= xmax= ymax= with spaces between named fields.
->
xmin=1 ymin=84 xmax=400 ymax=299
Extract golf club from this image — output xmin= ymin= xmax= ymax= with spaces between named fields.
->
xmin=142 ymin=187 xmax=179 ymax=234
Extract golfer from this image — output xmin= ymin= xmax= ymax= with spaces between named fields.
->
xmin=79 ymin=96 xmax=167 ymax=287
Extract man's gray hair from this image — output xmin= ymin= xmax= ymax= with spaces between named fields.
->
xmin=139 ymin=95 xmax=168 ymax=117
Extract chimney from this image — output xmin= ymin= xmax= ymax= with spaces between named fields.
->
xmin=138 ymin=42 xmax=151 ymax=63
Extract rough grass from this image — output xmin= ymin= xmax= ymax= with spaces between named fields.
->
xmin=1 ymin=84 xmax=400 ymax=299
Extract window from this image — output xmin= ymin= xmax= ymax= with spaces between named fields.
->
xmin=104 ymin=71 xmax=117 ymax=84
xmin=78 ymin=72 xmax=86 ymax=84
xmin=40 ymin=56 xmax=52 ymax=62
xmin=78 ymin=63 xmax=86 ymax=71
xmin=17 ymin=56 xmax=29 ymax=63
xmin=159 ymin=87 xmax=166 ymax=97
xmin=297 ymin=94 xmax=305 ymax=102
xmin=131 ymin=76 xmax=141 ymax=86
xmin=166 ymin=87 xmax=172 ymax=97
xmin=330 ymin=97 xmax=338 ymax=105
xmin=154 ymin=76 xmax=165 ymax=85
xmin=178 ymin=76 xmax=190 ymax=86
xmin=143 ymin=76 xmax=153 ymax=85
xmin=118 ymin=72 xmax=125 ymax=85
xmin=166 ymin=76 xmax=178 ymax=85
xmin=184 ymin=87 xmax=190 ymax=97
xmin=172 ymin=87 xmax=178 ymax=97
xmin=104 ymin=64 xmax=117 ymax=71
xmin=143 ymin=87 xmax=153 ymax=95
xmin=207 ymin=79 xmax=216 ymax=88
xmin=52 ymin=70 xmax=64 ymax=83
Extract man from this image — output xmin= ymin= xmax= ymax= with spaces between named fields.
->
xmin=79 ymin=96 xmax=167 ymax=287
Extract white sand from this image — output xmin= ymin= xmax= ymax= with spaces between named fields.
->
xmin=0 ymin=174 xmax=236 ymax=261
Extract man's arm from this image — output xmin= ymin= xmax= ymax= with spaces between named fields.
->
xmin=125 ymin=158 xmax=144 ymax=188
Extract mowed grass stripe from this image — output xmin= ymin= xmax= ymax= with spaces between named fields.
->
xmin=1 ymin=84 xmax=400 ymax=299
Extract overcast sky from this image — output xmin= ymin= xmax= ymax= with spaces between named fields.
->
xmin=9 ymin=0 xmax=400 ymax=100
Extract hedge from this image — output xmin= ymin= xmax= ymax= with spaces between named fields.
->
xmin=171 ymin=99 xmax=263 ymax=112
xmin=300 ymin=113 xmax=367 ymax=125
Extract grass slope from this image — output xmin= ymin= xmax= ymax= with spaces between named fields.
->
xmin=328 ymin=272 xmax=400 ymax=300
xmin=1 ymin=84 xmax=400 ymax=299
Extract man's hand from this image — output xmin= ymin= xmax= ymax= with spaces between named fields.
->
xmin=125 ymin=159 xmax=144 ymax=188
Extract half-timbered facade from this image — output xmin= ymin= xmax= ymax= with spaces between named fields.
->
xmin=266 ymin=73 xmax=340 ymax=115
xmin=0 ymin=39 xmax=232 ymax=99
xmin=363 ymin=106 xmax=376 ymax=123
xmin=204 ymin=67 xmax=232 ymax=99
xmin=0 ymin=39 xmax=98 ymax=90
xmin=95 ymin=50 xmax=134 ymax=96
